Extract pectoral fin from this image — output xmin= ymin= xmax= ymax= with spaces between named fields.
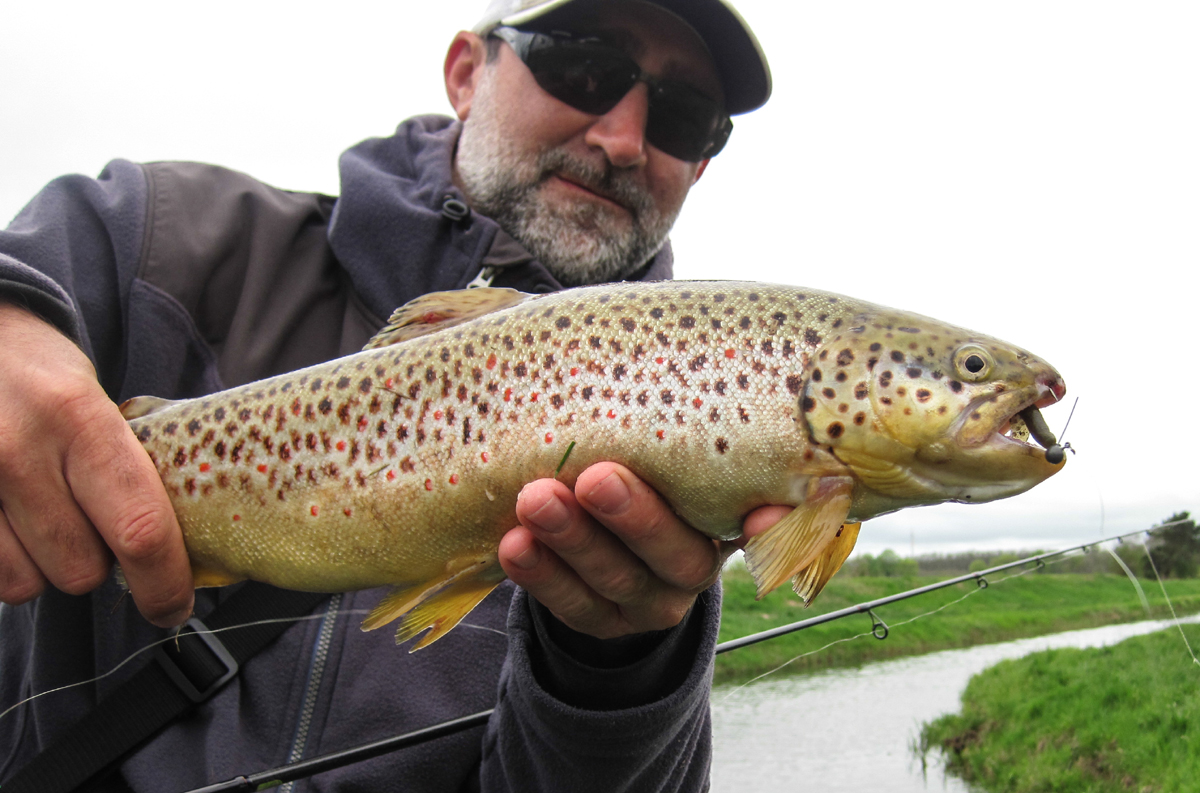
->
xmin=790 ymin=522 xmax=861 ymax=605
xmin=362 ymin=555 xmax=507 ymax=651
xmin=742 ymin=477 xmax=854 ymax=599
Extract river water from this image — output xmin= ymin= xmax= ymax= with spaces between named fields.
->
xmin=710 ymin=614 xmax=1200 ymax=792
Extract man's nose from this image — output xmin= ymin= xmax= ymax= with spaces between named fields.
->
xmin=584 ymin=84 xmax=649 ymax=169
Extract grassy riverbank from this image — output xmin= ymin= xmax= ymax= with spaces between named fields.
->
xmin=917 ymin=626 xmax=1200 ymax=792
xmin=716 ymin=566 xmax=1200 ymax=685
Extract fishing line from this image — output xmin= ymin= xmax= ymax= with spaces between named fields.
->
xmin=1139 ymin=539 xmax=1200 ymax=668
xmin=0 ymin=609 xmax=372 ymax=724
xmin=1104 ymin=544 xmax=1152 ymax=615
xmin=721 ymin=563 xmax=1044 ymax=697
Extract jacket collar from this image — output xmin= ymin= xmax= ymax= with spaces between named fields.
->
xmin=328 ymin=115 xmax=673 ymax=323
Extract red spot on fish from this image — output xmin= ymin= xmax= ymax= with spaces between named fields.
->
xmin=336 ymin=441 xmax=346 ymax=452
xmin=725 ymin=349 xmax=736 ymax=359
xmin=486 ymin=354 xmax=497 ymax=370
xmin=481 ymin=452 xmax=490 ymax=462
xmin=570 ymin=367 xmax=579 ymax=376
xmin=257 ymin=464 xmax=268 ymax=474
xmin=544 ymin=432 xmax=554 ymax=444
xmin=199 ymin=463 xmax=211 ymax=472
xmin=292 ymin=400 xmax=302 ymax=416
xmin=607 ymin=409 xmax=616 ymax=419
xmin=386 ymin=470 xmax=396 ymax=481
xmin=433 ymin=410 xmax=443 ymax=420
xmin=424 ymin=478 xmax=433 ymax=491
xmin=344 ymin=508 xmax=353 ymax=517
xmin=385 ymin=378 xmax=394 ymax=389
xmin=656 ymin=357 xmax=665 ymax=364
xmin=656 ymin=429 xmax=665 ymax=440
xmin=504 ymin=388 xmax=512 ymax=402
xmin=357 ymin=417 xmax=368 ymax=431
xmin=449 ymin=474 xmax=459 ymax=485
xmin=232 ymin=514 xmax=241 ymax=521
xmin=531 ymin=393 xmax=539 ymax=402
xmin=421 ymin=312 xmax=444 ymax=324
xmin=693 ymin=398 xmax=703 ymax=408
xmin=310 ymin=505 xmax=319 ymax=517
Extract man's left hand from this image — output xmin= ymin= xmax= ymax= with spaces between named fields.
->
xmin=498 ymin=462 xmax=786 ymax=640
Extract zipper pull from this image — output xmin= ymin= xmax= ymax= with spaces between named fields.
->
xmin=466 ymin=266 xmax=497 ymax=289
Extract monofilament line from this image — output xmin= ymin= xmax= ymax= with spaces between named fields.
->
xmin=0 ymin=609 xmax=372 ymax=724
xmin=1140 ymin=540 xmax=1200 ymax=668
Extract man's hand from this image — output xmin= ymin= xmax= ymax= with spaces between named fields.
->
xmin=498 ymin=461 xmax=790 ymax=640
xmin=0 ymin=303 xmax=193 ymax=626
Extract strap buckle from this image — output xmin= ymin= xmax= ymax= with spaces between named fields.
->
xmin=154 ymin=617 xmax=239 ymax=703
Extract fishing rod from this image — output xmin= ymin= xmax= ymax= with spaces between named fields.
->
xmin=182 ymin=522 xmax=1183 ymax=793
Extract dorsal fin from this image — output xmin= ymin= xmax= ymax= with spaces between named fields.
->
xmin=364 ymin=287 xmax=533 ymax=350
xmin=119 ymin=395 xmax=183 ymax=420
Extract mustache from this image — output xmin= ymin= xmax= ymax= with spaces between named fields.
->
xmin=536 ymin=149 xmax=655 ymax=219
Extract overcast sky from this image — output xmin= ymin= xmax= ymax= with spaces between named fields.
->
xmin=2 ymin=0 xmax=1197 ymax=557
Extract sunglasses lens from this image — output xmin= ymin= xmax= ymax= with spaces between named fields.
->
xmin=645 ymin=82 xmax=731 ymax=162
xmin=506 ymin=29 xmax=733 ymax=163
xmin=526 ymin=46 xmax=639 ymax=116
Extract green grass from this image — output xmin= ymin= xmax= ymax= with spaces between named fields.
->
xmin=716 ymin=566 xmax=1200 ymax=685
xmin=917 ymin=627 xmax=1200 ymax=792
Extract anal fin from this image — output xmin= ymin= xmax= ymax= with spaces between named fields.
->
xmin=790 ymin=522 xmax=862 ymax=605
xmin=362 ymin=555 xmax=507 ymax=651
xmin=191 ymin=565 xmax=244 ymax=588
xmin=742 ymin=477 xmax=854 ymax=599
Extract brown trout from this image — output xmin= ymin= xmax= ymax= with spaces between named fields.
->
xmin=121 ymin=282 xmax=1067 ymax=649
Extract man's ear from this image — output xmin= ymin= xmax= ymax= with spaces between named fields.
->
xmin=445 ymin=31 xmax=488 ymax=121
xmin=692 ymin=158 xmax=710 ymax=184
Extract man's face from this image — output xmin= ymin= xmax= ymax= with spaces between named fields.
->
xmin=452 ymin=0 xmax=722 ymax=287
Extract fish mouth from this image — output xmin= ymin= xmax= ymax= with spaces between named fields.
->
xmin=956 ymin=386 xmax=1064 ymax=457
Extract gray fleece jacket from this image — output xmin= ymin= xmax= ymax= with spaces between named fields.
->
xmin=0 ymin=115 xmax=718 ymax=792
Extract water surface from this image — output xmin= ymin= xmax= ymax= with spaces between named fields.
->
xmin=711 ymin=614 xmax=1200 ymax=792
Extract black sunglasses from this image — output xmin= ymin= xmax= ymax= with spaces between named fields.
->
xmin=490 ymin=26 xmax=732 ymax=162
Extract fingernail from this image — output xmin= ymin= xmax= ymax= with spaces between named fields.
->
xmin=585 ymin=472 xmax=630 ymax=515
xmin=526 ymin=493 xmax=570 ymax=533
xmin=510 ymin=543 xmax=541 ymax=570
xmin=165 ymin=608 xmax=192 ymax=627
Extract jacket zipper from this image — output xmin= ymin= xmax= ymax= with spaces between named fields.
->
xmin=278 ymin=592 xmax=342 ymax=793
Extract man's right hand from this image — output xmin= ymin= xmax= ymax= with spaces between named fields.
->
xmin=0 ymin=303 xmax=193 ymax=627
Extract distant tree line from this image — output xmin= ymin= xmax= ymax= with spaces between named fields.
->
xmin=844 ymin=512 xmax=1198 ymax=579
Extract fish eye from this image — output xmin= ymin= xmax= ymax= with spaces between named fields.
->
xmin=953 ymin=345 xmax=994 ymax=382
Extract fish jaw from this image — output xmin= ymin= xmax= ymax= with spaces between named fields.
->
xmin=803 ymin=311 xmax=1068 ymax=520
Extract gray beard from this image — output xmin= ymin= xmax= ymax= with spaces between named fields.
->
xmin=455 ymin=74 xmax=678 ymax=287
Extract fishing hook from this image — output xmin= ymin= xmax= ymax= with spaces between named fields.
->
xmin=975 ymin=576 xmax=989 ymax=590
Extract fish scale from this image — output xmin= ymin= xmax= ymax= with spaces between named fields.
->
xmin=123 ymin=281 xmax=1066 ymax=649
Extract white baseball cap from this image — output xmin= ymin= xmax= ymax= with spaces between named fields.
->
xmin=472 ymin=0 xmax=772 ymax=115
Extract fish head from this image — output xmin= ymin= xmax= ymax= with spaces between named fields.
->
xmin=801 ymin=310 xmax=1067 ymax=520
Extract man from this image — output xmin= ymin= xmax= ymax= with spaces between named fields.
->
xmin=0 ymin=0 xmax=777 ymax=789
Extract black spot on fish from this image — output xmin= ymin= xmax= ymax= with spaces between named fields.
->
xmin=822 ymin=388 xmax=836 ymax=399
xmin=738 ymin=407 xmax=751 ymax=423
xmin=165 ymin=422 xmax=178 ymax=436
xmin=786 ymin=375 xmax=802 ymax=394
xmin=715 ymin=379 xmax=727 ymax=395
xmin=715 ymin=437 xmax=729 ymax=454
xmin=590 ymin=336 xmax=602 ymax=349
xmin=739 ymin=317 xmax=751 ymax=330
xmin=854 ymin=412 xmax=866 ymax=425
xmin=337 ymin=377 xmax=351 ymax=390
xmin=870 ymin=342 xmax=882 ymax=352
xmin=550 ymin=394 xmax=564 ymax=409
xmin=737 ymin=374 xmax=750 ymax=390
xmin=802 ymin=396 xmax=816 ymax=412
xmin=828 ymin=422 xmax=844 ymax=439
xmin=854 ymin=383 xmax=869 ymax=400
xmin=660 ymin=389 xmax=675 ymax=405
xmin=515 ymin=362 xmax=528 ymax=377
xmin=187 ymin=419 xmax=201 ymax=437
xmin=812 ymin=368 xmax=822 ymax=382
xmin=949 ymin=380 xmax=963 ymax=393
xmin=556 ymin=316 xmax=572 ymax=330
xmin=650 ymin=307 xmax=664 ymax=319
xmin=890 ymin=351 xmax=905 ymax=363
xmin=836 ymin=349 xmax=854 ymax=366
xmin=689 ymin=354 xmax=707 ymax=372
xmin=805 ymin=329 xmax=821 ymax=346
xmin=762 ymin=341 xmax=773 ymax=355
xmin=680 ymin=316 xmax=695 ymax=329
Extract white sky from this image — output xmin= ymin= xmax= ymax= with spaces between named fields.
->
xmin=2 ymin=1 xmax=1197 ymax=557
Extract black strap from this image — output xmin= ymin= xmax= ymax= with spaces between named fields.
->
xmin=3 ymin=583 xmax=329 ymax=793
